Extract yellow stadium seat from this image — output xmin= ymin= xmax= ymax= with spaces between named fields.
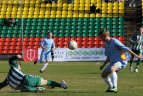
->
xmin=30 ymin=0 xmax=35 ymax=4
xmin=8 ymin=0 xmax=13 ymax=4
xmin=113 ymin=5 xmax=119 ymax=9
xmin=74 ymin=3 xmax=78 ymax=7
xmin=79 ymin=13 xmax=84 ymax=17
xmin=73 ymin=13 xmax=78 ymax=17
xmin=107 ymin=14 xmax=112 ymax=17
xmin=45 ymin=10 xmax=50 ymax=15
xmin=119 ymin=9 xmax=124 ymax=13
xmin=113 ymin=9 xmax=118 ymax=13
xmin=80 ymin=0 xmax=85 ymax=3
xmin=28 ymin=10 xmax=34 ymax=15
xmin=50 ymin=14 xmax=56 ymax=18
xmin=90 ymin=13 xmax=96 ymax=17
xmin=57 ymin=2 xmax=62 ymax=7
xmin=33 ymin=14 xmax=39 ymax=18
xmin=52 ymin=3 xmax=57 ymax=7
xmin=0 ymin=14 xmax=5 ymax=18
xmin=11 ymin=11 xmax=17 ymax=15
xmin=46 ymin=3 xmax=51 ymax=7
xmin=119 ymin=3 xmax=124 ymax=9
xmin=29 ymin=7 xmax=34 ymax=11
xmin=84 ymin=13 xmax=90 ymax=18
xmin=107 ymin=9 xmax=112 ymax=13
xmin=85 ymin=3 xmax=90 ymax=7
xmin=95 ymin=13 xmax=101 ymax=17
xmin=39 ymin=14 xmax=45 ymax=18
xmin=91 ymin=0 xmax=96 ymax=3
xmin=2 ymin=0 xmax=7 ymax=4
xmin=102 ymin=8 xmax=107 ymax=13
xmin=28 ymin=14 xmax=34 ymax=18
xmin=56 ymin=14 xmax=62 ymax=18
xmin=102 ymin=14 xmax=106 ymax=17
xmin=22 ymin=14 xmax=28 ymax=18
xmin=14 ymin=0 xmax=19 ymax=4
xmin=74 ymin=6 xmax=78 ymax=10
xmin=23 ymin=7 xmax=29 ymax=11
xmin=35 ymin=0 xmax=41 ymax=3
xmin=80 ymin=3 xmax=84 ymax=7
xmin=62 ymin=11 xmax=67 ymax=15
xmin=67 ymin=14 xmax=72 ymax=18
xmin=56 ymin=11 xmax=62 ymax=15
xmin=17 ymin=10 xmax=21 ymax=15
xmin=74 ymin=0 xmax=79 ymax=4
xmin=6 ymin=15 xmax=10 ymax=18
xmin=41 ymin=3 xmax=46 ymax=7
xmin=17 ymin=14 xmax=22 ymax=18
xmin=96 ymin=2 xmax=101 ymax=7
xmin=34 ymin=11 xmax=39 ymax=15
xmin=79 ymin=6 xmax=84 ymax=10
xmin=51 ymin=11 xmax=56 ymax=15
xmin=11 ymin=14 xmax=17 ymax=18
xmin=85 ymin=0 xmax=90 ymax=4
xmin=85 ymin=6 xmax=90 ymax=10
xmin=44 ymin=14 xmax=50 ymax=18
xmin=102 ymin=2 xmax=107 ymax=7
xmin=6 ymin=10 xmax=11 ymax=15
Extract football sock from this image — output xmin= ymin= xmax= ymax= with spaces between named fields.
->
xmin=104 ymin=76 xmax=113 ymax=89
xmin=136 ymin=59 xmax=140 ymax=69
xmin=47 ymin=80 xmax=61 ymax=87
xmin=41 ymin=63 xmax=48 ymax=71
xmin=130 ymin=59 xmax=133 ymax=66
xmin=112 ymin=72 xmax=117 ymax=88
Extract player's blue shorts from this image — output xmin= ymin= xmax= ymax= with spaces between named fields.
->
xmin=104 ymin=60 xmax=128 ymax=72
xmin=39 ymin=50 xmax=51 ymax=62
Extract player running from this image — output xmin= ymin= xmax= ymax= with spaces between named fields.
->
xmin=0 ymin=55 xmax=67 ymax=92
xmin=34 ymin=32 xmax=56 ymax=73
xmin=99 ymin=29 xmax=142 ymax=93
xmin=129 ymin=26 xmax=143 ymax=72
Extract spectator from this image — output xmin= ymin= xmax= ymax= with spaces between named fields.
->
xmin=0 ymin=18 xmax=16 ymax=26
xmin=90 ymin=4 xmax=101 ymax=14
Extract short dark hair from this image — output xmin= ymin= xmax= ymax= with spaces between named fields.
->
xmin=99 ymin=29 xmax=110 ymax=36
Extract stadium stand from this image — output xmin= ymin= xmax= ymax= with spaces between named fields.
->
xmin=0 ymin=0 xmax=125 ymax=54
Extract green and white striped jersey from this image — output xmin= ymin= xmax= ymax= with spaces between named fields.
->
xmin=130 ymin=33 xmax=143 ymax=53
xmin=6 ymin=56 xmax=25 ymax=90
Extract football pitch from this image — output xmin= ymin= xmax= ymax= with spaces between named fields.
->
xmin=0 ymin=61 xmax=143 ymax=96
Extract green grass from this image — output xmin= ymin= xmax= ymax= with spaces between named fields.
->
xmin=0 ymin=61 xmax=143 ymax=96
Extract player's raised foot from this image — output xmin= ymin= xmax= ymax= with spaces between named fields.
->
xmin=106 ymin=87 xmax=118 ymax=93
xmin=135 ymin=68 xmax=138 ymax=73
xmin=36 ymin=87 xmax=46 ymax=93
xmin=130 ymin=66 xmax=133 ymax=72
xmin=40 ymin=70 xmax=44 ymax=73
xmin=61 ymin=80 xmax=68 ymax=89
xmin=34 ymin=59 xmax=38 ymax=64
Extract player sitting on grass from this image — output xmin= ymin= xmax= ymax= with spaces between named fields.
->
xmin=99 ymin=29 xmax=142 ymax=93
xmin=0 ymin=55 xmax=67 ymax=92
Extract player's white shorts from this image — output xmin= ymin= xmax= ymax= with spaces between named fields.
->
xmin=39 ymin=50 xmax=51 ymax=62
xmin=104 ymin=61 xmax=128 ymax=72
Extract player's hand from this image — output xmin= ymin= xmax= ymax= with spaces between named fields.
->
xmin=137 ymin=55 xmax=142 ymax=59
xmin=17 ymin=55 xmax=22 ymax=59
xmin=100 ymin=65 xmax=104 ymax=70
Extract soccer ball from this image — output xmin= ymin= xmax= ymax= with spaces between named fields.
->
xmin=68 ymin=40 xmax=77 ymax=50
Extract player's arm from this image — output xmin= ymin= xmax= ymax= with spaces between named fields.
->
xmin=127 ymin=49 xmax=142 ymax=59
xmin=40 ymin=39 xmax=48 ymax=50
xmin=115 ymin=39 xmax=142 ymax=59
xmin=100 ymin=57 xmax=110 ymax=70
xmin=0 ymin=78 xmax=8 ymax=89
